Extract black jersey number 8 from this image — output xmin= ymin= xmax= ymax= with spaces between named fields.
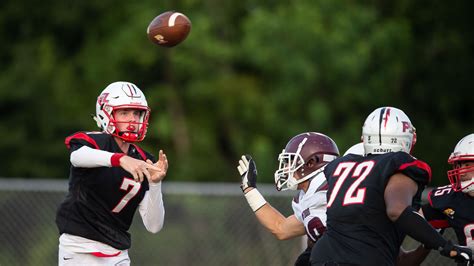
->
xmin=327 ymin=161 xmax=375 ymax=208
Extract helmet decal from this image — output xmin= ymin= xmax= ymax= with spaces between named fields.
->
xmin=97 ymin=93 xmax=110 ymax=106
xmin=121 ymin=83 xmax=142 ymax=99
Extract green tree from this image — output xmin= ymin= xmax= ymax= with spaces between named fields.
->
xmin=0 ymin=0 xmax=472 ymax=186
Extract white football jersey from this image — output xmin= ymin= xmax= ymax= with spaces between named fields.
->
xmin=292 ymin=172 xmax=328 ymax=242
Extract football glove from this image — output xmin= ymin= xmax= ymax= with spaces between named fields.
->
xmin=439 ymin=240 xmax=472 ymax=264
xmin=237 ymin=154 xmax=258 ymax=192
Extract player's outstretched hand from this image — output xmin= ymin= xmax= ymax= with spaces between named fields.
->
xmin=146 ymin=150 xmax=168 ymax=184
xmin=439 ymin=240 xmax=472 ymax=264
xmin=119 ymin=155 xmax=160 ymax=183
xmin=237 ymin=155 xmax=258 ymax=193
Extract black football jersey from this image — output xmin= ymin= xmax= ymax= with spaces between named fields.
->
xmin=422 ymin=185 xmax=474 ymax=247
xmin=311 ymin=152 xmax=431 ymax=265
xmin=55 ymin=132 xmax=156 ymax=250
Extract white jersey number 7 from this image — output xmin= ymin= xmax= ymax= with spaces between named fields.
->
xmin=112 ymin=178 xmax=141 ymax=213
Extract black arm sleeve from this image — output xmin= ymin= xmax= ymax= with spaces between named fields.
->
xmin=395 ymin=206 xmax=447 ymax=250
xmin=421 ymin=203 xmax=447 ymax=222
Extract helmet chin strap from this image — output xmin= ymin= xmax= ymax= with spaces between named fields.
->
xmin=286 ymin=165 xmax=327 ymax=190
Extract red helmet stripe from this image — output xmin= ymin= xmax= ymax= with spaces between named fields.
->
xmin=383 ymin=108 xmax=391 ymax=129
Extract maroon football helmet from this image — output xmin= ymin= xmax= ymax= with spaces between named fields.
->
xmin=274 ymin=132 xmax=339 ymax=191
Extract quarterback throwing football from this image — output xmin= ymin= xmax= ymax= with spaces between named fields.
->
xmin=56 ymin=81 xmax=168 ymax=265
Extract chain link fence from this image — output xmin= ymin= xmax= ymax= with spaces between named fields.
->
xmin=0 ymin=178 xmax=457 ymax=265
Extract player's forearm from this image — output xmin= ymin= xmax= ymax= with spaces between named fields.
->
xmin=253 ymin=204 xmax=291 ymax=239
xmin=244 ymin=188 xmax=284 ymax=237
xmin=139 ymin=182 xmax=165 ymax=233
xmin=238 ymin=158 xmax=302 ymax=239
xmin=249 ymin=196 xmax=304 ymax=240
xmin=70 ymin=146 xmax=124 ymax=168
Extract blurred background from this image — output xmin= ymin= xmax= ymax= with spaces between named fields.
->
xmin=1 ymin=0 xmax=474 ymax=183
xmin=0 ymin=0 xmax=473 ymax=265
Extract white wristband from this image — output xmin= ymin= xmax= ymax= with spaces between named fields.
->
xmin=244 ymin=189 xmax=267 ymax=212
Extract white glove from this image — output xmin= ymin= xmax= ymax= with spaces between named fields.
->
xmin=237 ymin=154 xmax=258 ymax=192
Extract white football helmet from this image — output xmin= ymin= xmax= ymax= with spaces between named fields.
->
xmin=362 ymin=107 xmax=416 ymax=155
xmin=447 ymin=134 xmax=474 ymax=193
xmin=94 ymin=81 xmax=150 ymax=142
xmin=274 ymin=132 xmax=339 ymax=191
xmin=343 ymin=143 xmax=365 ymax=156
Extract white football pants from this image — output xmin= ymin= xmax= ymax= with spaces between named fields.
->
xmin=58 ymin=246 xmax=130 ymax=266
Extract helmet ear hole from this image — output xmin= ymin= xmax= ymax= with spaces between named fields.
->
xmin=314 ymin=156 xmax=320 ymax=163
xmin=306 ymin=156 xmax=320 ymax=167
xmin=305 ymin=156 xmax=325 ymax=172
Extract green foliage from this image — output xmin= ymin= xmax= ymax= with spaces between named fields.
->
xmin=0 ymin=0 xmax=473 ymax=185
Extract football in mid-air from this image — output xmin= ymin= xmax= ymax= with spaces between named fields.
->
xmin=147 ymin=11 xmax=191 ymax=47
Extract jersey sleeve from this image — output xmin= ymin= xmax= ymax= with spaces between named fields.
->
xmin=65 ymin=132 xmax=102 ymax=152
xmin=139 ymin=182 xmax=165 ymax=233
xmin=422 ymin=186 xmax=452 ymax=229
xmin=301 ymin=191 xmax=327 ymax=242
xmin=394 ymin=152 xmax=432 ymax=186
xmin=291 ymin=192 xmax=304 ymax=222
xmin=422 ymin=204 xmax=449 ymax=229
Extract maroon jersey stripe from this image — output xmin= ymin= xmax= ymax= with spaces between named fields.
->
xmin=317 ymin=182 xmax=329 ymax=192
